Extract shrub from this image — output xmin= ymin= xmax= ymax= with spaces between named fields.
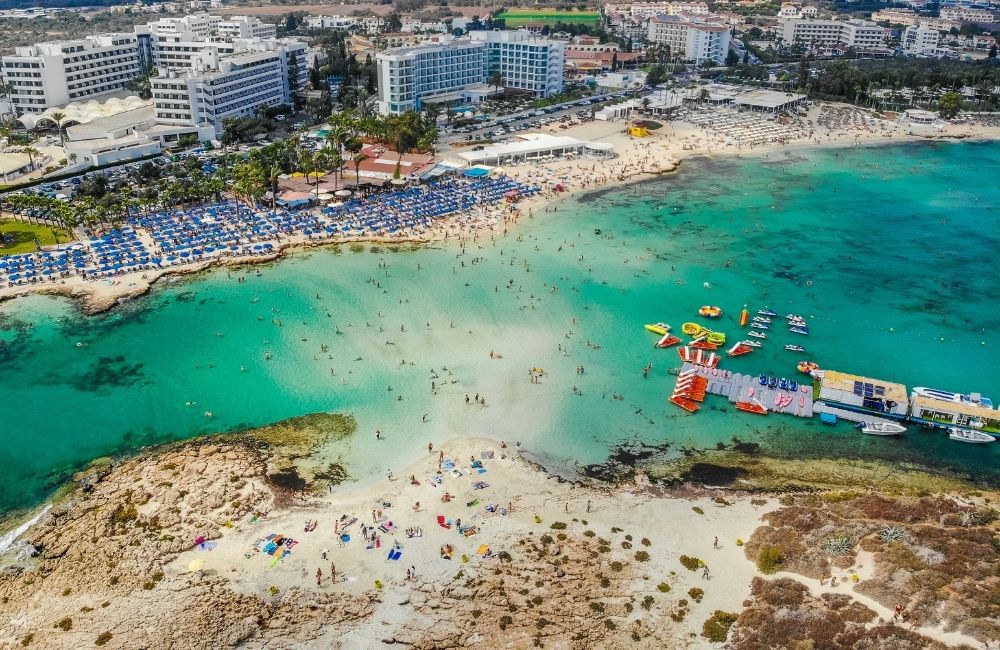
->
xmin=589 ymin=601 xmax=605 ymax=613
xmin=688 ymin=587 xmax=704 ymax=603
xmin=657 ymin=582 xmax=670 ymax=593
xmin=757 ymin=546 xmax=784 ymax=574
xmin=736 ymin=538 xmax=744 ymax=546
xmin=540 ymin=534 xmax=553 ymax=544
xmin=609 ymin=561 xmax=623 ymax=572
xmin=824 ymin=535 xmax=855 ymax=557
xmin=20 ymin=634 xmax=32 ymax=647
xmin=778 ymin=495 xmax=796 ymax=506
xmin=55 ymin=618 xmax=72 ymax=631
xmin=641 ymin=595 xmax=654 ymax=610
xmin=679 ymin=555 xmax=702 ymax=571
xmin=621 ymin=541 xmax=632 ymax=549
xmin=62 ymin=588 xmax=71 ymax=596
xmin=499 ymin=615 xmax=513 ymax=630
xmin=878 ymin=525 xmax=911 ymax=544
xmin=635 ymin=551 xmax=651 ymax=562
xmin=95 ymin=632 xmax=113 ymax=646
xmin=692 ymin=506 xmax=704 ymax=515
xmin=556 ymin=532 xmax=567 ymax=541
xmin=641 ymin=538 xmax=651 ymax=547
xmin=550 ymin=521 xmax=567 ymax=530
xmin=702 ymin=610 xmax=738 ymax=643
xmin=583 ymin=530 xmax=596 ymax=537
xmin=604 ymin=619 xmax=616 ymax=630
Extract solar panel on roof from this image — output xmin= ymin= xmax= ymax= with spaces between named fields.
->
xmin=853 ymin=386 xmax=863 ymax=395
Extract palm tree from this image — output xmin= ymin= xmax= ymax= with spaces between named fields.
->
xmin=329 ymin=149 xmax=344 ymax=191
xmin=352 ymin=152 xmax=368 ymax=190
xmin=22 ymin=146 xmax=40 ymax=171
xmin=488 ymin=72 xmax=505 ymax=99
xmin=49 ymin=111 xmax=67 ymax=148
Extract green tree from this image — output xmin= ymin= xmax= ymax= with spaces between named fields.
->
xmin=938 ymin=91 xmax=962 ymax=118
xmin=232 ymin=161 xmax=267 ymax=212
xmin=488 ymin=71 xmax=505 ymax=98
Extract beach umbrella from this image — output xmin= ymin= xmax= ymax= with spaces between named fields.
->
xmin=188 ymin=559 xmax=205 ymax=572
xmin=335 ymin=189 xmax=352 ymax=197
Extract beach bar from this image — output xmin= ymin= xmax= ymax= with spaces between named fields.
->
xmin=814 ymin=370 xmax=909 ymax=419
xmin=909 ymin=389 xmax=1000 ymax=433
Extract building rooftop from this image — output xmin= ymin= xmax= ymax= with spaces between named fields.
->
xmin=819 ymin=370 xmax=909 ymax=404
xmin=732 ymin=88 xmax=806 ymax=109
xmin=912 ymin=394 xmax=1000 ymax=420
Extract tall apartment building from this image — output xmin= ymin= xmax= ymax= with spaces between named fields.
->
xmin=376 ymin=30 xmax=564 ymax=114
xmin=871 ymin=9 xmax=922 ymax=26
xmin=218 ymin=16 xmax=277 ymax=39
xmin=778 ymin=16 xmax=888 ymax=48
xmin=1 ymin=34 xmax=142 ymax=114
xmin=472 ymin=30 xmax=564 ymax=98
xmin=151 ymin=40 xmax=306 ymax=134
xmin=903 ymin=24 xmax=941 ymax=53
xmin=647 ymin=15 xmax=731 ymax=64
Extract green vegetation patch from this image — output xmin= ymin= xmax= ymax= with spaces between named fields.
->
xmin=0 ymin=219 xmax=71 ymax=256
xmin=497 ymin=9 xmax=599 ymax=26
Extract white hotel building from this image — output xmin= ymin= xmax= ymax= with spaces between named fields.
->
xmin=647 ymin=15 xmax=731 ymax=65
xmin=2 ymin=34 xmax=143 ymax=114
xmin=1 ymin=14 xmax=304 ymax=134
xmin=777 ymin=16 xmax=888 ymax=49
xmin=151 ymin=40 xmax=307 ymax=134
xmin=376 ymin=30 xmax=564 ymax=115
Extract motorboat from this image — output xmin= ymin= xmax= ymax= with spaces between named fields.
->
xmin=727 ymin=342 xmax=753 ymax=357
xmin=859 ymin=421 xmax=906 ymax=436
xmin=778 ymin=378 xmax=788 ymax=390
xmin=785 ymin=314 xmax=805 ymax=322
xmin=758 ymin=374 xmax=767 ymax=385
xmin=948 ymin=427 xmax=995 ymax=443
xmin=741 ymin=339 xmax=762 ymax=348
xmin=735 ymin=401 xmax=768 ymax=414
xmin=797 ymin=360 xmax=819 ymax=374
xmin=758 ymin=308 xmax=777 ymax=317
xmin=788 ymin=326 xmax=809 ymax=335
xmin=655 ymin=333 xmax=682 ymax=348
xmin=752 ymin=316 xmax=772 ymax=324
xmin=912 ymin=387 xmax=994 ymax=409
xmin=768 ymin=376 xmax=777 ymax=388
xmin=784 ymin=344 xmax=805 ymax=352
xmin=645 ymin=322 xmax=671 ymax=336
xmin=752 ymin=321 xmax=770 ymax=330
xmin=698 ymin=305 xmax=722 ymax=318
xmin=748 ymin=330 xmax=767 ymax=339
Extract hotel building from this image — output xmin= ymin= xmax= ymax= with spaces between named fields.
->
xmin=647 ymin=15 xmax=731 ymax=64
xmin=2 ymin=34 xmax=142 ymax=114
xmin=376 ymin=30 xmax=564 ymax=115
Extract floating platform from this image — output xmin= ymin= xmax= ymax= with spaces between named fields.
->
xmin=812 ymin=402 xmax=900 ymax=428
xmin=678 ymin=363 xmax=815 ymax=418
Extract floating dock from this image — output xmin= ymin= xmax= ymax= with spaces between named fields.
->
xmin=677 ymin=363 xmax=815 ymax=418
xmin=811 ymin=402 xmax=900 ymax=428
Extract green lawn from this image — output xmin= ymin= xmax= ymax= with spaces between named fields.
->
xmin=497 ymin=10 xmax=600 ymax=27
xmin=0 ymin=219 xmax=72 ymax=256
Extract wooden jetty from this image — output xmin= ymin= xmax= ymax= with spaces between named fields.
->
xmin=677 ymin=363 xmax=815 ymax=418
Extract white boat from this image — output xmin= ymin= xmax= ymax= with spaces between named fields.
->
xmin=784 ymin=344 xmax=805 ymax=352
xmin=752 ymin=316 xmax=772 ymax=324
xmin=747 ymin=330 xmax=768 ymax=339
xmin=741 ymin=339 xmax=762 ymax=348
xmin=757 ymin=308 xmax=777 ymax=317
xmin=785 ymin=314 xmax=805 ymax=322
xmin=860 ymin=421 xmax=906 ymax=436
xmin=947 ymin=427 xmax=995 ymax=444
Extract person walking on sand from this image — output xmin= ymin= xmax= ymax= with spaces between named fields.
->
xmin=331 ymin=563 xmax=336 ymax=583
xmin=316 ymin=568 xmax=323 ymax=586
xmin=702 ymin=565 xmax=710 ymax=580
xmin=586 ymin=500 xmax=591 ymax=513
xmin=713 ymin=536 xmax=719 ymax=550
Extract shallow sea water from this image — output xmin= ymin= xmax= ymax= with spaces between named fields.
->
xmin=1 ymin=141 xmax=998 ymax=514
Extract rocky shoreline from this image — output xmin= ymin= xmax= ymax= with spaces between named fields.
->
xmin=0 ymin=414 xmax=996 ymax=649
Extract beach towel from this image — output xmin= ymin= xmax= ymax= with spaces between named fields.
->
xmin=471 ymin=460 xmax=483 ymax=469
xmin=387 ymin=549 xmax=402 ymax=561
xmin=463 ymin=527 xmax=478 ymax=537
xmin=443 ymin=460 xmax=455 ymax=470
xmin=197 ymin=541 xmax=218 ymax=551
xmin=476 ymin=544 xmax=490 ymax=556
xmin=437 ymin=515 xmax=451 ymax=529
xmin=480 ymin=451 xmax=494 ymax=460
xmin=486 ymin=504 xmax=497 ymax=513
xmin=466 ymin=498 xmax=480 ymax=507
xmin=473 ymin=481 xmax=489 ymax=490
xmin=477 ymin=468 xmax=487 ymax=475
xmin=451 ymin=469 xmax=463 ymax=479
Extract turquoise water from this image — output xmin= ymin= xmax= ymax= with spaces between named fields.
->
xmin=2 ymin=141 xmax=998 ymax=513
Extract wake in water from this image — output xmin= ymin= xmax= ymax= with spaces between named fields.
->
xmin=0 ymin=504 xmax=51 ymax=555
